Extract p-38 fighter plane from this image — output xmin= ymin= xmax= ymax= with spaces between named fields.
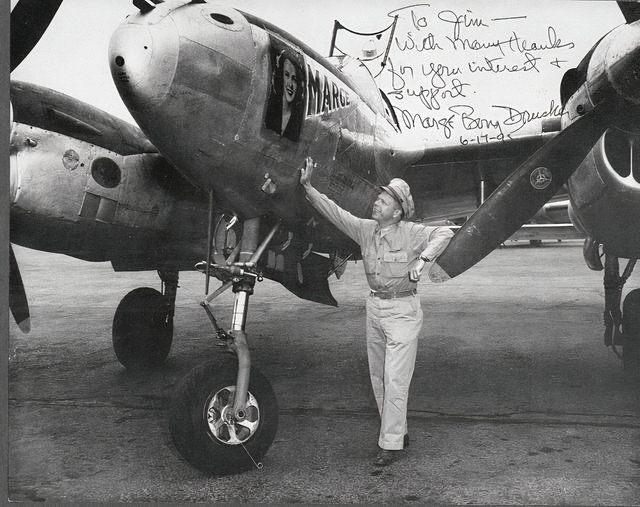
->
xmin=9 ymin=0 xmax=640 ymax=475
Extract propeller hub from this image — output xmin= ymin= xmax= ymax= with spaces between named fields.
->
xmin=605 ymin=21 xmax=640 ymax=106
xmin=564 ymin=21 xmax=640 ymax=131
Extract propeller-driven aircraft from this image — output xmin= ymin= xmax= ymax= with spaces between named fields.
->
xmin=8 ymin=0 xmax=640 ymax=475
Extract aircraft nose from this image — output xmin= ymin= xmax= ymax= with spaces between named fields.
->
xmin=109 ymin=19 xmax=179 ymax=111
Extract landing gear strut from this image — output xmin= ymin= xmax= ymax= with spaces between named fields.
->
xmin=112 ymin=269 xmax=178 ymax=370
xmin=169 ymin=216 xmax=281 ymax=474
xmin=602 ymin=253 xmax=638 ymax=369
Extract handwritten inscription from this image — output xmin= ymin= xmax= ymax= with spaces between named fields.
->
xmin=493 ymin=99 xmax=564 ymax=134
xmin=380 ymin=3 xmax=576 ymax=143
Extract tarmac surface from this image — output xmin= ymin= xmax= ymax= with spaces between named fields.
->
xmin=7 ymin=242 xmax=640 ymax=504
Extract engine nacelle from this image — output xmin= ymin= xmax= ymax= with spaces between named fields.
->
xmin=568 ymin=127 xmax=640 ymax=258
xmin=9 ymin=81 xmax=209 ymax=268
xmin=561 ymin=21 xmax=640 ymax=132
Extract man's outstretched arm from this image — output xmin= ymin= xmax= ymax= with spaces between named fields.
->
xmin=300 ymin=157 xmax=367 ymax=245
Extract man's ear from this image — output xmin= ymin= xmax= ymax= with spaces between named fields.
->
xmin=393 ymin=208 xmax=402 ymax=219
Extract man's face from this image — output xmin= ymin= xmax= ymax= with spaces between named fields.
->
xmin=372 ymin=191 xmax=401 ymax=224
xmin=283 ymin=59 xmax=298 ymax=104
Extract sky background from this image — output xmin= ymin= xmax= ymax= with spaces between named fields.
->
xmin=10 ymin=0 xmax=625 ymax=145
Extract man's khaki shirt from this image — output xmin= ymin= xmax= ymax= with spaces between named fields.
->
xmin=306 ymin=186 xmax=454 ymax=293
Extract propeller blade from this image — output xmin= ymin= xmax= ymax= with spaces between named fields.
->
xmin=9 ymin=245 xmax=31 ymax=333
xmin=430 ymin=103 xmax=615 ymax=283
xmin=10 ymin=0 xmax=63 ymax=72
xmin=618 ymin=1 xmax=640 ymax=24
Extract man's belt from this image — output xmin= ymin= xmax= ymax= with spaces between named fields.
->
xmin=370 ymin=288 xmax=417 ymax=299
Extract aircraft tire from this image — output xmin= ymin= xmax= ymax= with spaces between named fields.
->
xmin=622 ymin=288 xmax=640 ymax=372
xmin=112 ymin=287 xmax=173 ymax=370
xmin=169 ymin=360 xmax=278 ymax=475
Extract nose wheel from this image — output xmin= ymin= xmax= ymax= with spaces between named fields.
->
xmin=169 ymin=360 xmax=278 ymax=475
xmin=169 ymin=215 xmax=282 ymax=474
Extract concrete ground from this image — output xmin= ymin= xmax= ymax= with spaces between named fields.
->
xmin=7 ymin=242 xmax=640 ymax=504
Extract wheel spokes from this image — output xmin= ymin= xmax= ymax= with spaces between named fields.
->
xmin=206 ymin=386 xmax=260 ymax=444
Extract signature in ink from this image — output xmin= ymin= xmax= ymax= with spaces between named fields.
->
xmin=493 ymin=100 xmax=565 ymax=134
xmin=395 ymin=106 xmax=456 ymax=139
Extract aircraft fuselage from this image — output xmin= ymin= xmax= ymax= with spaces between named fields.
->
xmin=109 ymin=1 xmax=422 ymax=225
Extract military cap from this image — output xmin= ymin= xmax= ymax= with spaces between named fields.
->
xmin=380 ymin=178 xmax=415 ymax=219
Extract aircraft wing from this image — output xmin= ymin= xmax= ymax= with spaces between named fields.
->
xmin=403 ymin=129 xmax=562 ymax=224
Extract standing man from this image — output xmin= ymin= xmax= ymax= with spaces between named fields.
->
xmin=299 ymin=157 xmax=453 ymax=467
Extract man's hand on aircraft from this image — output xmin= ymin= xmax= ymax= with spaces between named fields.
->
xmin=299 ymin=156 xmax=316 ymax=188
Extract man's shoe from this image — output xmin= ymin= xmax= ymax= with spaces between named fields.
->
xmin=373 ymin=449 xmax=399 ymax=467
xmin=403 ymin=434 xmax=409 ymax=449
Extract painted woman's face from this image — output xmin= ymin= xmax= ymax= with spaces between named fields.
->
xmin=282 ymin=59 xmax=298 ymax=104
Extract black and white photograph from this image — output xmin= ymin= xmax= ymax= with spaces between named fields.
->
xmin=6 ymin=0 xmax=640 ymax=503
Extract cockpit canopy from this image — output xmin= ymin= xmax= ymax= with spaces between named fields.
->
xmin=327 ymin=55 xmax=399 ymax=130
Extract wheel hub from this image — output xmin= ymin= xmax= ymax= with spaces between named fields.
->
xmin=205 ymin=386 xmax=260 ymax=445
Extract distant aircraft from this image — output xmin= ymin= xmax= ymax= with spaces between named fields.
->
xmin=8 ymin=0 xmax=639 ymax=475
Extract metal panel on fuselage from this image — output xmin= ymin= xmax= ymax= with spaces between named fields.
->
xmin=12 ymin=124 xmax=90 ymax=223
xmin=228 ymin=22 xmax=403 ymax=224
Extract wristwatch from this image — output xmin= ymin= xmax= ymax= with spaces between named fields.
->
xmin=419 ymin=255 xmax=431 ymax=263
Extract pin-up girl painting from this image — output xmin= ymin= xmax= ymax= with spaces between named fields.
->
xmin=265 ymin=43 xmax=305 ymax=142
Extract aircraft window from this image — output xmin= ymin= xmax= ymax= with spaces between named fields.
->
xmin=211 ymin=13 xmax=233 ymax=25
xmin=91 ymin=157 xmax=121 ymax=188
xmin=328 ymin=56 xmax=388 ymax=117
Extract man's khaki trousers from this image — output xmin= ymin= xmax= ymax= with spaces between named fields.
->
xmin=366 ymin=293 xmax=423 ymax=450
